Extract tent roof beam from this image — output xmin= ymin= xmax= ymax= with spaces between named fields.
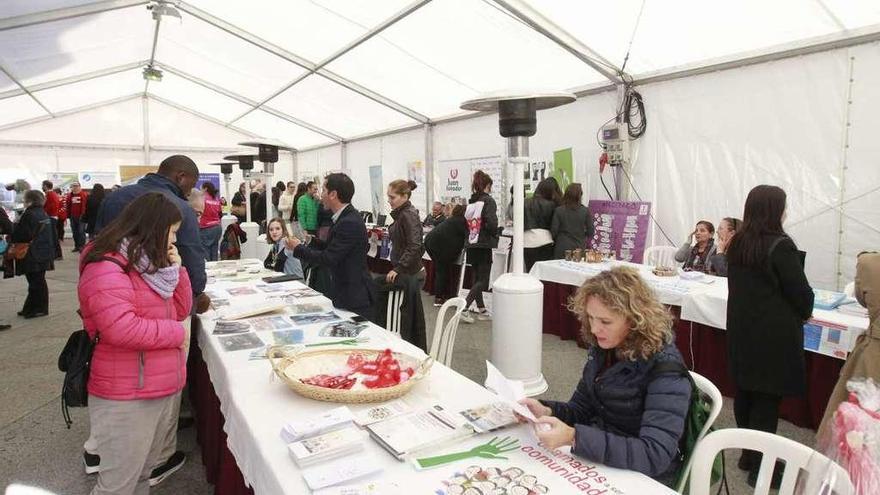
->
xmin=0 ymin=0 xmax=148 ymax=31
xmin=175 ymin=1 xmax=429 ymax=124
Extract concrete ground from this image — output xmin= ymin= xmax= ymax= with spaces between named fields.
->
xmin=0 ymin=243 xmax=817 ymax=494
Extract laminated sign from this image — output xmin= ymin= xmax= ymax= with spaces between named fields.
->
xmin=587 ymin=200 xmax=651 ymax=263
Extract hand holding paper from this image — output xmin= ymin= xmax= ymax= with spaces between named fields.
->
xmin=484 ymin=361 xmax=538 ymax=422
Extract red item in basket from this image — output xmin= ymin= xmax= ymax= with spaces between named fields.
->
xmin=302 ymin=349 xmax=417 ymax=390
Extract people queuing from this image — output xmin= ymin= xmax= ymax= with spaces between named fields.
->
xmin=79 ymin=192 xmax=193 ymax=494
xmin=264 ymin=218 xmax=304 ymax=278
xmin=460 ymin=170 xmax=499 ymax=324
xmin=424 ymin=204 xmax=467 ymax=306
xmin=65 ymin=181 xmax=89 ymax=253
xmin=199 ymin=182 xmax=223 ymax=262
xmin=287 ymin=173 xmax=376 ymax=319
xmin=726 ymin=185 xmax=814 ymax=488
xmin=551 ymin=183 xmax=594 ymax=260
xmin=519 ymin=267 xmax=691 ymax=482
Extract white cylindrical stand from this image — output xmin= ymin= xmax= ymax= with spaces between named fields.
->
xmin=488 ymin=141 xmax=547 ymax=396
xmin=239 ymin=222 xmax=260 ymax=260
xmin=491 ymin=273 xmax=547 ymax=395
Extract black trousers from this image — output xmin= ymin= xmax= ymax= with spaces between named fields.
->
xmin=734 ymin=387 xmax=782 ymax=467
xmin=23 ymin=270 xmax=48 ymax=314
xmin=464 ymin=248 xmax=492 ymax=310
xmin=70 ymin=216 xmax=86 ymax=249
xmin=432 ymin=258 xmax=455 ymax=298
xmin=524 ymin=244 xmax=554 ymax=273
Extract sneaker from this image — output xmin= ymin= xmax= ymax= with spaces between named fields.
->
xmin=149 ymin=451 xmax=186 ymax=487
xmin=83 ymin=451 xmax=100 ymax=474
xmin=475 ymin=310 xmax=492 ymax=321
xmin=459 ymin=311 xmax=474 ymax=324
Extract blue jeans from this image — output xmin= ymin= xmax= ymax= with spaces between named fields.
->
xmin=70 ymin=216 xmax=86 ymax=250
xmin=199 ymin=225 xmax=222 ymax=261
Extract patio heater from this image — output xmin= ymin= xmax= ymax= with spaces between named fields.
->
xmin=239 ymin=139 xmax=295 ymax=231
xmin=208 ymin=162 xmax=237 ymax=233
xmin=224 ymin=153 xmax=259 ymax=259
xmin=460 ymin=90 xmax=576 ymax=396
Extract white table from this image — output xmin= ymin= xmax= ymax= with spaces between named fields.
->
xmin=196 ymin=273 xmax=677 ymax=494
xmin=530 ymin=259 xmax=869 ymax=359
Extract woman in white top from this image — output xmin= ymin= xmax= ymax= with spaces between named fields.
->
xmin=277 ymin=181 xmax=296 ymax=228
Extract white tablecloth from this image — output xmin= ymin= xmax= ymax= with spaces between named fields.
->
xmin=530 ymin=259 xmax=869 ymax=359
xmin=198 ymin=272 xmax=677 ymax=494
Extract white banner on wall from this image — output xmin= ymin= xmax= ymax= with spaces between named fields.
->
xmin=79 ymin=171 xmax=118 ymax=189
xmin=437 ymin=156 xmax=502 ymax=206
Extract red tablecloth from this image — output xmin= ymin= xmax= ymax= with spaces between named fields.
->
xmin=540 ymin=281 xmax=843 ymax=430
xmin=189 ymin=337 xmax=253 ymax=495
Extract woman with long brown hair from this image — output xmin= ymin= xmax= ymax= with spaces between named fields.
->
xmin=78 ymin=192 xmax=193 ymax=494
xmin=726 ymin=185 xmax=813 ymax=487
xmin=460 ymin=170 xmax=498 ymax=323
xmin=551 ymin=182 xmax=594 ymax=259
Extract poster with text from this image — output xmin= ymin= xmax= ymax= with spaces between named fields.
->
xmin=369 ymin=165 xmax=383 ymax=218
xmin=587 ymin=200 xmax=651 ymax=263
xmin=79 ymin=171 xmax=119 ymax=189
xmin=474 ymin=156 xmax=504 ymax=211
xmin=196 ymin=173 xmax=220 ymax=192
xmin=46 ymin=172 xmax=79 ymax=190
xmin=407 ymin=160 xmax=426 ymax=214
xmin=119 ymin=165 xmax=157 ymax=185
xmin=437 ymin=159 xmax=473 ymax=204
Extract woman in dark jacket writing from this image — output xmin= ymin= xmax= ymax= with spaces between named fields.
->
xmin=726 ymin=185 xmax=813 ymax=486
xmin=461 ymin=170 xmax=499 ymax=324
xmin=12 ymin=190 xmax=56 ymax=318
xmin=520 ymin=266 xmax=691 ymax=481
xmin=425 ymin=204 xmax=467 ymax=306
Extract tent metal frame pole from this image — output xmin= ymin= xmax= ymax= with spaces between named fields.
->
xmin=0 ymin=0 xmax=148 ymax=31
xmin=0 ymin=60 xmax=148 ymax=101
xmin=144 ymin=10 xmax=162 ymax=94
xmin=424 ymin=123 xmax=434 ymax=214
xmin=145 ymin=93 xmax=260 ymax=138
xmin=154 ymin=62 xmax=343 ymax=142
xmin=229 ymin=0 xmax=432 ymax=125
xmin=142 ymin=95 xmax=150 ymax=164
xmin=176 ymin=1 xmax=429 ymax=124
xmin=0 ymin=65 xmax=54 ymax=117
xmin=340 ymin=142 xmax=348 ymax=172
xmin=490 ymin=0 xmax=623 ymax=84
xmin=0 ymin=93 xmax=142 ymax=132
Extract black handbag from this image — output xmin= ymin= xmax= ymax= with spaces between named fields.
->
xmin=58 ymin=255 xmax=126 ymax=427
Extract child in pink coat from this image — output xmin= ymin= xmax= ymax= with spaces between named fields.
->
xmin=78 ymin=192 xmax=192 ymax=495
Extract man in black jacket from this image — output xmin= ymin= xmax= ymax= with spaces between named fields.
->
xmin=287 ymin=173 xmax=376 ymax=319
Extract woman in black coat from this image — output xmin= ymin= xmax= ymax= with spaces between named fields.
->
xmin=726 ymin=185 xmax=813 ymax=484
xmin=83 ymin=183 xmax=105 ymax=240
xmin=425 ymin=204 xmax=467 ymax=306
xmin=461 ymin=170 xmax=499 ymax=323
xmin=12 ymin=190 xmax=56 ymax=318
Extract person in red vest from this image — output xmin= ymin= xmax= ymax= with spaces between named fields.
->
xmin=66 ymin=181 xmax=89 ymax=252
xmin=42 ymin=180 xmax=63 ymax=260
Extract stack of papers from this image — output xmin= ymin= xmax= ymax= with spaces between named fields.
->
xmin=837 ymin=301 xmax=869 ymax=318
xmin=287 ymin=426 xmax=367 ymax=467
xmin=301 ymin=455 xmax=383 ymax=491
xmin=366 ymin=405 xmax=474 ymax=459
xmin=280 ymin=406 xmax=354 ymax=443
xmin=814 ymin=289 xmax=847 ymax=310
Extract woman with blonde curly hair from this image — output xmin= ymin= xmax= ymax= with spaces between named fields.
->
xmin=519 ymin=266 xmax=691 ymax=482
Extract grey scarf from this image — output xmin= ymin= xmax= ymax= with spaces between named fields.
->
xmin=118 ymin=238 xmax=180 ymax=299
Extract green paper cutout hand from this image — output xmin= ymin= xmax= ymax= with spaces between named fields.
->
xmin=416 ymin=436 xmax=520 ymax=469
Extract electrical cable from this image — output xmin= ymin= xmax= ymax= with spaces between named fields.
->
xmin=599 ymin=170 xmax=614 ymax=200
xmin=619 ymin=165 xmax=676 ymax=246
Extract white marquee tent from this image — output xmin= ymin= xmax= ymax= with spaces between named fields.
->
xmin=1 ymin=0 xmax=880 ymax=290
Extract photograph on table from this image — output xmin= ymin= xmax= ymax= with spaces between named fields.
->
xmin=273 ymin=328 xmax=305 ymax=345
xmin=227 ymin=286 xmax=259 ymax=296
xmin=250 ymin=315 xmax=296 ymax=331
xmin=458 ymin=402 xmax=518 ymax=433
xmin=255 ymin=283 xmax=289 ymax=293
xmin=284 ymin=287 xmax=322 ymax=299
xmin=319 ymin=321 xmax=367 ymax=338
xmin=290 ymin=311 xmax=343 ymax=326
xmin=213 ymin=320 xmax=251 ymax=335
xmin=218 ymin=332 xmax=264 ymax=352
xmin=291 ymin=302 xmax=330 ymax=315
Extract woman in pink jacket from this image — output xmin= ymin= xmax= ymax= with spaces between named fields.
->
xmin=78 ymin=192 xmax=193 ymax=495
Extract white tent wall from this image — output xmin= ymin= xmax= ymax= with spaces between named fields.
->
xmin=345 ymin=128 xmax=426 ymax=216
xmin=297 ymin=144 xmax=343 ymax=182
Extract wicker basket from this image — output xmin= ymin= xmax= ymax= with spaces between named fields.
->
xmin=267 ymin=346 xmax=433 ymax=403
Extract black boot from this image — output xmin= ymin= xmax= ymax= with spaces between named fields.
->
xmin=747 ymin=460 xmax=785 ymax=490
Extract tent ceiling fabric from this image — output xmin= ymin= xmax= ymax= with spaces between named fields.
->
xmin=1 ymin=0 xmax=879 ymax=147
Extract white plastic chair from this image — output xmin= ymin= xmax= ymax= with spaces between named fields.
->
xmin=429 ymin=297 xmax=466 ymax=367
xmin=676 ymin=371 xmax=723 ymax=493
xmin=689 ymin=429 xmax=854 ymax=495
xmin=644 ymin=245 xmax=680 ymax=268
xmin=844 ymin=281 xmax=855 ymax=298
xmin=385 ymin=289 xmax=405 ymax=337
